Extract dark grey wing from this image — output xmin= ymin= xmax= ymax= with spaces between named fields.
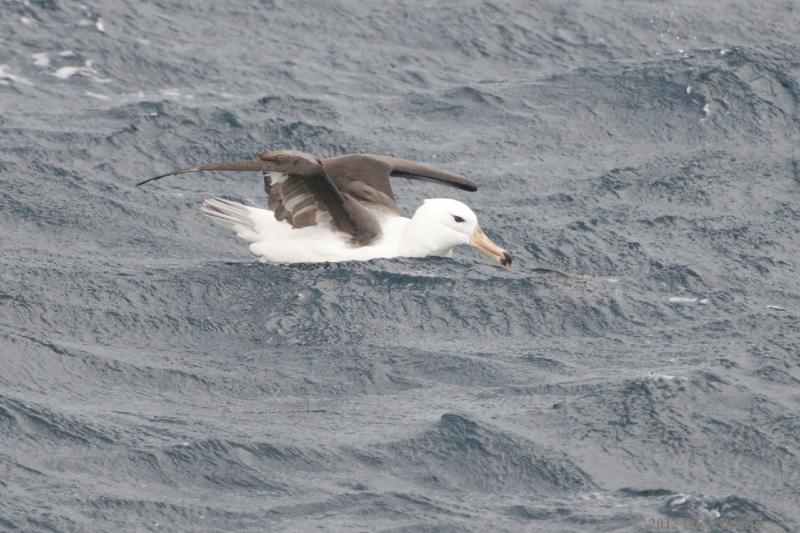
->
xmin=140 ymin=150 xmax=382 ymax=244
xmin=321 ymin=154 xmax=477 ymax=216
xmin=258 ymin=151 xmax=381 ymax=243
xmin=378 ymin=155 xmax=478 ymax=192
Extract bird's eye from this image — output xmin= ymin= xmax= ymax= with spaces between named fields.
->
xmin=453 ymin=215 xmax=465 ymax=223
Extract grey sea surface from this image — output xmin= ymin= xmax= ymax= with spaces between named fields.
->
xmin=1 ymin=1 xmax=799 ymax=531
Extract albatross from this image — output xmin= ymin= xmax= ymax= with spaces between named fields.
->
xmin=138 ymin=150 xmax=511 ymax=266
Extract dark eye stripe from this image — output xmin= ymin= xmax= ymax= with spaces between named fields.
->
xmin=453 ymin=215 xmax=465 ymax=223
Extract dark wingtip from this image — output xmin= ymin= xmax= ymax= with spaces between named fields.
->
xmin=135 ymin=176 xmax=159 ymax=187
xmin=500 ymin=251 xmax=512 ymax=267
xmin=135 ymin=167 xmax=201 ymax=187
xmin=391 ymin=171 xmax=478 ymax=192
xmin=442 ymin=177 xmax=477 ymax=192
xmin=136 ymin=160 xmax=267 ymax=187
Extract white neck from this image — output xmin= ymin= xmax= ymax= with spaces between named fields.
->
xmin=398 ymin=215 xmax=457 ymax=258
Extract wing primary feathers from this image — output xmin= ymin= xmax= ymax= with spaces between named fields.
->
xmin=383 ymin=156 xmax=478 ymax=191
xmin=136 ymin=159 xmax=266 ymax=187
xmin=390 ymin=171 xmax=478 ymax=192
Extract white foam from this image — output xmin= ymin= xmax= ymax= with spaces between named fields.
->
xmin=0 ymin=65 xmax=33 ymax=86
xmin=32 ymin=53 xmax=50 ymax=67
xmin=96 ymin=18 xmax=105 ymax=33
xmin=20 ymin=16 xmax=34 ymax=26
xmin=766 ymin=305 xmax=787 ymax=311
xmin=58 ymin=50 xmax=76 ymax=58
xmin=85 ymin=91 xmax=110 ymax=100
xmin=671 ymin=494 xmax=690 ymax=506
xmin=667 ymin=296 xmax=698 ymax=304
xmin=646 ymin=373 xmax=677 ymax=381
xmin=702 ymin=103 xmax=711 ymax=116
xmin=685 ymin=85 xmax=692 ymax=95
xmin=55 ymin=66 xmax=82 ymax=80
xmin=54 ymin=60 xmax=111 ymax=83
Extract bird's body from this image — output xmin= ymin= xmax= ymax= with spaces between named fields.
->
xmin=140 ymin=150 xmax=511 ymax=266
xmin=202 ymin=197 xmax=477 ymax=263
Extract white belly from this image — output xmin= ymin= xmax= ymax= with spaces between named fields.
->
xmin=241 ymin=207 xmax=412 ymax=263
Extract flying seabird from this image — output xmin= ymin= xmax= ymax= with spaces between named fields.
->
xmin=138 ymin=150 xmax=511 ymax=266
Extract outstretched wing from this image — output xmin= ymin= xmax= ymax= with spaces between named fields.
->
xmin=139 ymin=150 xmax=478 ymax=246
xmin=139 ymin=150 xmax=382 ymax=244
xmin=321 ymin=154 xmax=477 ymax=213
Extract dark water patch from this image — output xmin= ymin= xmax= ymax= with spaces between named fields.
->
xmin=617 ymin=487 xmax=676 ymax=498
xmin=262 ymin=491 xmax=475 ymax=532
xmin=358 ymin=413 xmax=595 ymax=495
xmin=84 ymin=495 xmax=255 ymax=532
xmin=509 ymin=46 xmax=800 ymax=148
xmin=3 ymin=257 xmax=673 ymax=358
xmin=0 ymin=395 xmax=116 ymax=446
xmin=1 ymin=329 xmax=257 ymax=401
xmin=543 ymin=369 xmax=800 ymax=516
xmin=378 ymin=349 xmax=513 ymax=388
xmin=381 ymin=523 xmax=471 ymax=533
xmin=0 ymin=509 xmax=81 ymax=533
xmin=149 ymin=439 xmax=301 ymax=492
xmin=251 ymin=94 xmax=341 ymax=123
xmin=648 ymin=261 xmax=708 ymax=292
xmin=520 ymin=355 xmax=572 ymax=374
xmin=552 ymin=371 xmax=728 ymax=448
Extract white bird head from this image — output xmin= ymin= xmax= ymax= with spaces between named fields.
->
xmin=406 ymin=198 xmax=511 ymax=266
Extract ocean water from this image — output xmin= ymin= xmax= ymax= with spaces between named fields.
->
xmin=1 ymin=1 xmax=799 ymax=531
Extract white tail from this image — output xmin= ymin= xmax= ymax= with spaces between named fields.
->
xmin=200 ymin=198 xmax=256 ymax=231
